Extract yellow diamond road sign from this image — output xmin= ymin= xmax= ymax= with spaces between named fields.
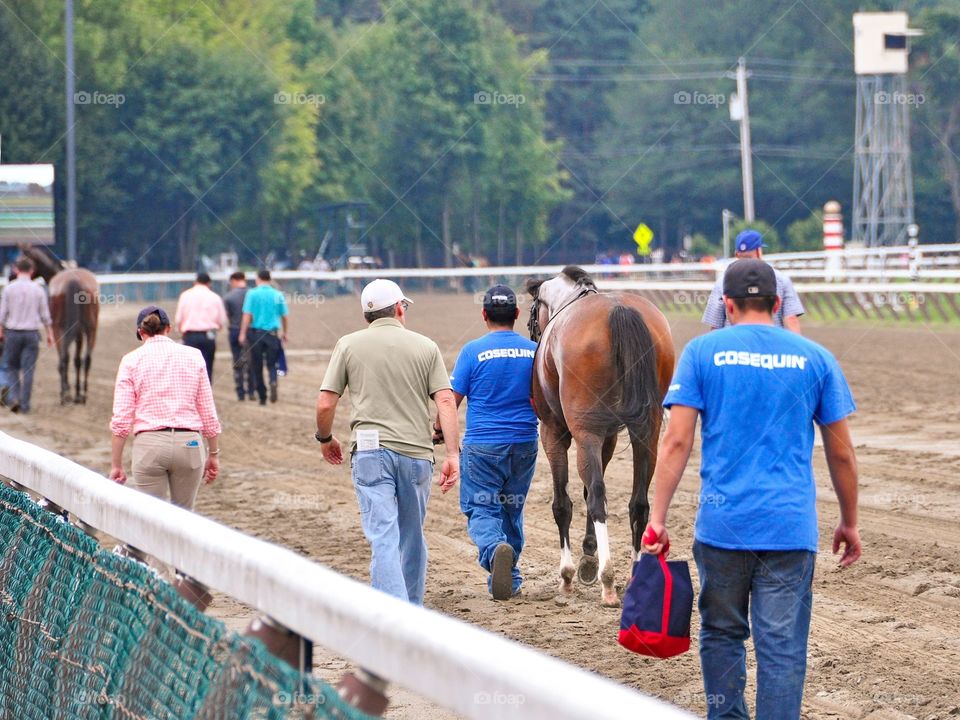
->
xmin=633 ymin=223 xmax=653 ymax=255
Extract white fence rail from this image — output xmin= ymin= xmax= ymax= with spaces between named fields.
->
xmin=0 ymin=431 xmax=692 ymax=720
xmin=88 ymin=242 xmax=960 ymax=289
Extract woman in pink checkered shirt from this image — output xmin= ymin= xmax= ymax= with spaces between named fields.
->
xmin=109 ymin=306 xmax=222 ymax=510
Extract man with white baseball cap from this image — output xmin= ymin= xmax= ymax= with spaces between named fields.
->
xmin=359 ymin=278 xmax=414 ymax=314
xmin=314 ymin=279 xmax=459 ymax=606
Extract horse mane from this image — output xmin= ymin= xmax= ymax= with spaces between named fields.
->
xmin=561 ymin=265 xmax=597 ymax=290
xmin=525 ymin=278 xmax=545 ymax=297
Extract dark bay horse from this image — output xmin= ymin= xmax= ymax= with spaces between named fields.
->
xmin=527 ymin=267 xmax=675 ymax=606
xmin=20 ymin=245 xmax=99 ymax=404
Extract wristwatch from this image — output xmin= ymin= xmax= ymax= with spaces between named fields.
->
xmin=315 ymin=431 xmax=333 ymax=443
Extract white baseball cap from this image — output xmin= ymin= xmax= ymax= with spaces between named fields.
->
xmin=360 ymin=278 xmax=413 ymax=313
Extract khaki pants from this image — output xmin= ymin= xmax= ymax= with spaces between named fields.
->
xmin=131 ymin=430 xmax=205 ymax=510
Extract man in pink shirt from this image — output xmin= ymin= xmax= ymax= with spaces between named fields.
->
xmin=175 ymin=272 xmax=227 ymax=382
xmin=110 ymin=306 xmax=222 ymax=510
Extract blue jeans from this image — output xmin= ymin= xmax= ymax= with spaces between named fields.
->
xmin=2 ymin=330 xmax=40 ymax=412
xmin=694 ymin=540 xmax=816 ymax=720
xmin=459 ymin=441 xmax=538 ymax=594
xmin=351 ymin=448 xmax=432 ymax=605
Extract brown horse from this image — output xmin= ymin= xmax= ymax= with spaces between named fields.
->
xmin=526 ymin=267 xmax=674 ymax=606
xmin=19 ymin=245 xmax=99 ymax=404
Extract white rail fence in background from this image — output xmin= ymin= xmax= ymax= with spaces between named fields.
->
xmin=597 ymin=280 xmax=960 ymax=323
xmin=0 ymin=432 xmax=692 ymax=720
xmin=88 ymin=243 xmax=960 ymax=322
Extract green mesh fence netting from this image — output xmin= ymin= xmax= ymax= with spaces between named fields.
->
xmin=0 ymin=483 xmax=375 ymax=720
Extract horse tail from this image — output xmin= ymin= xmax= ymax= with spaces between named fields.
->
xmin=608 ymin=304 xmax=662 ymax=446
xmin=59 ymin=276 xmax=84 ymax=347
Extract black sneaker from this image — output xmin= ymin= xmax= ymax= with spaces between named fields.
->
xmin=490 ymin=543 xmax=514 ymax=601
xmin=259 ymin=397 xmax=266 ymax=406
xmin=269 ymin=383 xmax=278 ymax=403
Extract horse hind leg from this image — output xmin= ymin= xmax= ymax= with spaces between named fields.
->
xmin=58 ymin=348 xmax=71 ymax=404
xmin=542 ymin=423 xmax=575 ymax=594
xmin=628 ymin=428 xmax=656 ymax=563
xmin=73 ymin=334 xmax=84 ymax=403
xmin=81 ymin=340 xmax=92 ymax=404
xmin=577 ymin=435 xmax=618 ymax=607
xmin=578 ymin=433 xmax=617 ymax=586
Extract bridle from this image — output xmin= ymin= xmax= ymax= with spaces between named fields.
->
xmin=528 ymin=285 xmax=597 ymax=342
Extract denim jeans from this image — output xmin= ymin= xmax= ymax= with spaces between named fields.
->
xmin=2 ymin=330 xmax=40 ymax=412
xmin=459 ymin=441 xmax=538 ymax=594
xmin=247 ymin=329 xmax=280 ymax=400
xmin=351 ymin=448 xmax=432 ymax=605
xmin=694 ymin=540 xmax=816 ymax=720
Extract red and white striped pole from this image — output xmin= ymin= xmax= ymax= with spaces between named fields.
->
xmin=823 ymin=200 xmax=844 ymax=281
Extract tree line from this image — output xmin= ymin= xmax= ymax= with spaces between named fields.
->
xmin=0 ymin=0 xmax=957 ymax=269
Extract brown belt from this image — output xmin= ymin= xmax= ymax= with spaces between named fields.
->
xmin=136 ymin=427 xmax=198 ymax=435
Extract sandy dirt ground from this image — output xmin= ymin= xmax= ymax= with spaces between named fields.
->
xmin=3 ymin=291 xmax=960 ymax=719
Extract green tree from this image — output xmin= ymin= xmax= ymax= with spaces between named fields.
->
xmin=913 ymin=5 xmax=960 ymax=241
xmin=786 ymin=211 xmax=825 ymax=252
xmin=115 ymin=41 xmax=278 ymax=268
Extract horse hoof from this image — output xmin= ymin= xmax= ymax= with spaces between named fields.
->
xmin=601 ymin=590 xmax=621 ymax=608
xmin=578 ymin=555 xmax=599 ymax=585
xmin=559 ymin=566 xmax=576 ymax=594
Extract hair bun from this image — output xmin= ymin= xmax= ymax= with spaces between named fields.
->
xmin=140 ymin=313 xmax=164 ymax=336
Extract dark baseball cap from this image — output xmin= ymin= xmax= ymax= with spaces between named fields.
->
xmin=135 ymin=305 xmax=171 ymax=338
xmin=483 ymin=284 xmax=517 ymax=310
xmin=723 ymin=259 xmax=777 ymax=298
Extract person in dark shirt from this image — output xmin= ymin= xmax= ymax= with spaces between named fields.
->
xmin=222 ymin=271 xmax=256 ymax=401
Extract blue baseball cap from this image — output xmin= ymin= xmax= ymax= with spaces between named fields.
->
xmin=735 ymin=230 xmax=767 ymax=253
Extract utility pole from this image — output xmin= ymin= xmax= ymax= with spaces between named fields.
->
xmin=65 ymin=0 xmax=77 ymax=262
xmin=732 ymin=57 xmax=755 ymax=222
xmin=722 ymin=209 xmax=734 ymax=257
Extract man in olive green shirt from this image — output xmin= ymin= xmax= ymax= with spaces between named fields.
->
xmin=315 ymin=279 xmax=460 ymax=605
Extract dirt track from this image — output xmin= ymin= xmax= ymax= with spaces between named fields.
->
xmin=3 ymin=292 xmax=960 ymax=719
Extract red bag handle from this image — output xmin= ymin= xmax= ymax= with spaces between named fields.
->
xmin=642 ymin=527 xmax=673 ymax=635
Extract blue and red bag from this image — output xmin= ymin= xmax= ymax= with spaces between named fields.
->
xmin=617 ymin=541 xmax=694 ymax=659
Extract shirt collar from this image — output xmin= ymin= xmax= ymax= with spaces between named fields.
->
xmin=369 ymin=318 xmax=403 ymax=329
xmin=144 ymin=334 xmax=174 ymax=344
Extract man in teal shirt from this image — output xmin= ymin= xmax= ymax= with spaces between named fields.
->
xmin=238 ymin=269 xmax=288 ymax=405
